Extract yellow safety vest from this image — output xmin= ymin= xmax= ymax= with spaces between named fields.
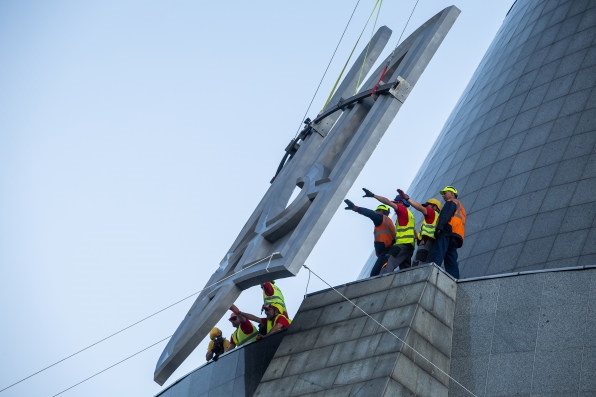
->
xmin=267 ymin=314 xmax=292 ymax=333
xmin=263 ymin=283 xmax=286 ymax=312
xmin=231 ymin=323 xmax=258 ymax=346
xmin=417 ymin=209 xmax=439 ymax=240
xmin=395 ymin=209 xmax=416 ymax=247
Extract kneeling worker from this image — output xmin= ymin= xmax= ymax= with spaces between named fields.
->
xmin=205 ymin=327 xmax=230 ymax=361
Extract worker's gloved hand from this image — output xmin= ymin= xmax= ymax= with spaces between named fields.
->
xmin=397 ymin=189 xmax=410 ymax=201
xmin=362 ymin=188 xmax=374 ymax=198
xmin=344 ymin=199 xmax=355 ymax=210
xmin=434 ymin=229 xmax=443 ymax=239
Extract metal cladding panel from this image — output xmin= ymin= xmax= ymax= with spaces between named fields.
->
xmin=402 ymin=0 xmax=596 ymax=278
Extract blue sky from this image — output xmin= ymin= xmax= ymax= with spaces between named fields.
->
xmin=0 ymin=1 xmax=513 ymax=396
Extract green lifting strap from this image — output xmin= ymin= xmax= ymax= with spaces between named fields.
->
xmin=354 ymin=0 xmax=383 ymax=95
xmin=322 ymin=0 xmax=383 ymax=111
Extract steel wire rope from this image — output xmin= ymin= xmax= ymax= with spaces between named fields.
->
xmin=389 ymin=0 xmax=421 ymax=63
xmin=321 ymin=0 xmax=382 ymax=111
xmin=293 ymin=0 xmax=362 ymax=139
xmin=0 ymin=252 xmax=280 ymax=394
xmin=50 ymin=251 xmax=310 ymax=396
xmin=302 ymin=264 xmax=479 ymax=397
xmin=51 ymin=336 xmax=172 ymax=397
xmin=353 ymin=0 xmax=383 ymax=94
xmin=369 ymin=0 xmax=420 ymax=94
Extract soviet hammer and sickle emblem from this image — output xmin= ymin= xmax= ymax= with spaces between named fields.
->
xmin=155 ymin=6 xmax=460 ymax=385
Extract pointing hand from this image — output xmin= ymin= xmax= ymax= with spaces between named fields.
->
xmin=344 ymin=199 xmax=355 ymax=210
xmin=397 ymin=189 xmax=410 ymax=201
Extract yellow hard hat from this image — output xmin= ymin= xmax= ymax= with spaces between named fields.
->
xmin=209 ymin=327 xmax=222 ymax=340
xmin=425 ymin=198 xmax=442 ymax=211
xmin=440 ymin=186 xmax=458 ymax=195
xmin=263 ymin=303 xmax=285 ymax=315
xmin=375 ymin=204 xmax=390 ymax=212
xmin=271 ymin=303 xmax=285 ymax=314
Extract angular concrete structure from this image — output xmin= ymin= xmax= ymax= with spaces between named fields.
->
xmin=254 ymin=266 xmax=456 ymax=396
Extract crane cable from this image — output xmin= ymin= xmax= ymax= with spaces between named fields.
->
xmin=370 ymin=0 xmax=420 ymax=95
xmin=293 ymin=0 xmax=363 ymax=139
xmin=353 ymin=0 xmax=383 ymax=95
xmin=322 ymin=0 xmax=383 ymax=111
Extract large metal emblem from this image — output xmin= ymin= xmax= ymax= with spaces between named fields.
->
xmin=155 ymin=6 xmax=460 ymax=385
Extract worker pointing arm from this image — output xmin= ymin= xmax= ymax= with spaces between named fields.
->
xmin=396 ymin=188 xmax=442 ymax=266
xmin=343 ymin=198 xmax=395 ymax=277
xmin=362 ymin=188 xmax=416 ymax=273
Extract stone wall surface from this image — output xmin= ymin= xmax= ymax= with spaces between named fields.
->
xmin=449 ymin=267 xmax=596 ymax=397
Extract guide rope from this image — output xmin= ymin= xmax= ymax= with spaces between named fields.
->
xmin=370 ymin=0 xmax=420 ymax=94
xmin=0 ymin=253 xmax=281 ymax=395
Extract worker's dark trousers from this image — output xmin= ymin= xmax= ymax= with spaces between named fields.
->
xmin=412 ymin=238 xmax=434 ymax=266
xmin=428 ymin=235 xmax=460 ymax=279
xmin=370 ymin=252 xmax=390 ymax=277
xmin=382 ymin=244 xmax=414 ymax=274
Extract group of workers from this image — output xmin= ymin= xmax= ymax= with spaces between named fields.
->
xmin=344 ymin=185 xmax=466 ymax=279
xmin=205 ymin=281 xmax=291 ymax=361
xmin=206 ymin=185 xmax=466 ymax=360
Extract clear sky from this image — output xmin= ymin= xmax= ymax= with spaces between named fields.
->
xmin=0 ymin=1 xmax=514 ymax=396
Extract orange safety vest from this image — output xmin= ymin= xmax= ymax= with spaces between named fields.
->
xmin=374 ymin=215 xmax=396 ymax=248
xmin=449 ymin=199 xmax=466 ymax=240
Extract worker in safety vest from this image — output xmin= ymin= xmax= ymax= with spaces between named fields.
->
xmin=205 ymin=327 xmax=230 ymax=361
xmin=362 ymin=188 xmax=415 ymax=273
xmin=225 ymin=305 xmax=259 ymax=352
xmin=397 ymin=188 xmax=442 ymax=266
xmin=343 ymin=198 xmax=396 ymax=277
xmin=428 ymin=186 xmax=466 ymax=279
xmin=261 ymin=281 xmax=288 ymax=318
xmin=234 ymin=303 xmax=291 ymax=339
